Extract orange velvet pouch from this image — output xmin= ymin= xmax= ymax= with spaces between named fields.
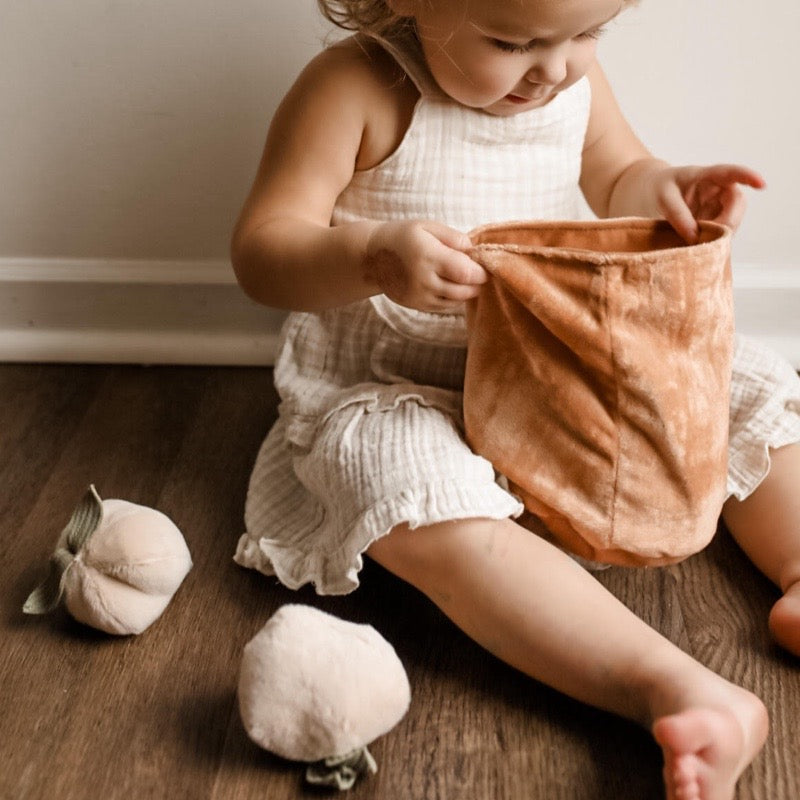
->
xmin=464 ymin=218 xmax=734 ymax=566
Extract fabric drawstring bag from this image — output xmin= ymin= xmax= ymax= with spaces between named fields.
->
xmin=465 ymin=218 xmax=734 ymax=567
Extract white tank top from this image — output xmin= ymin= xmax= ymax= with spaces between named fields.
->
xmin=328 ymin=28 xmax=592 ymax=343
xmin=331 ymin=28 xmax=591 ymax=232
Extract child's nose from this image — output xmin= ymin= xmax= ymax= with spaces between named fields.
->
xmin=526 ymin=47 xmax=567 ymax=86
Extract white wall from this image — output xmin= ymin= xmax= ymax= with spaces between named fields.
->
xmin=1 ymin=0 xmax=797 ymax=364
xmin=599 ymin=0 xmax=800 ymax=269
xmin=0 ymin=0 xmax=324 ymax=260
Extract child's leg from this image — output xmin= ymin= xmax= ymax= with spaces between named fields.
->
xmin=368 ymin=517 xmax=768 ymax=800
xmin=722 ymin=442 xmax=800 ymax=655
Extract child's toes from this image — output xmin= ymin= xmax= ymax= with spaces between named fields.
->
xmin=768 ymin=582 xmax=800 ymax=656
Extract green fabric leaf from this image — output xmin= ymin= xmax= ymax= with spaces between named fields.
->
xmin=64 ymin=485 xmax=103 ymax=553
xmin=305 ymin=747 xmax=378 ymax=791
xmin=22 ymin=548 xmax=74 ymax=615
xmin=22 ymin=485 xmax=104 ymax=616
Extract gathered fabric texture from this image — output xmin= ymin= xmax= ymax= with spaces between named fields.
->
xmin=465 ymin=218 xmax=735 ymax=567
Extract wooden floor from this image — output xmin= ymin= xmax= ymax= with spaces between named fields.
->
xmin=1 ymin=363 xmax=798 ymax=800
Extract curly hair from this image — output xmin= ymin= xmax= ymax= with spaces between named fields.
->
xmin=317 ymin=0 xmax=407 ymax=38
xmin=318 ymin=0 xmax=640 ymax=38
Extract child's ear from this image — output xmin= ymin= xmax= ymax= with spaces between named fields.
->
xmin=385 ymin=0 xmax=416 ymax=17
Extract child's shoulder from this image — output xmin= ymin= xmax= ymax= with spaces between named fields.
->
xmin=304 ymin=35 xmax=411 ymax=96
xmin=295 ymin=35 xmax=419 ymax=170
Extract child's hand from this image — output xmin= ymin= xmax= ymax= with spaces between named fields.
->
xmin=364 ymin=220 xmax=487 ymax=312
xmin=653 ymin=164 xmax=766 ymax=243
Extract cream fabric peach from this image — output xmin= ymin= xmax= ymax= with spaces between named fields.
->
xmin=465 ymin=218 xmax=734 ymax=567
xmin=238 ymin=605 xmax=411 ymax=789
xmin=23 ymin=485 xmax=192 ymax=634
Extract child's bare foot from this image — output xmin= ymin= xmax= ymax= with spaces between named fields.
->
xmin=769 ymin=580 xmax=800 ymax=656
xmin=652 ymin=695 xmax=768 ymax=800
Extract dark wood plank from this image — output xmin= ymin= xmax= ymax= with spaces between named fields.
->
xmin=1 ymin=364 xmax=798 ymax=800
xmin=0 ymin=366 xmax=278 ymax=799
xmin=0 ymin=365 xmax=107 ymax=536
xmin=672 ymin=528 xmax=800 ymax=800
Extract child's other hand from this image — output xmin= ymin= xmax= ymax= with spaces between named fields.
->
xmin=654 ymin=164 xmax=766 ymax=243
xmin=364 ymin=220 xmax=487 ymax=312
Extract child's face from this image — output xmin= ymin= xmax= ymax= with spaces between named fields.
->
xmin=405 ymin=0 xmax=623 ymax=116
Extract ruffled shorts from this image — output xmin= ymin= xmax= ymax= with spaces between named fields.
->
xmin=235 ymin=299 xmax=800 ymax=595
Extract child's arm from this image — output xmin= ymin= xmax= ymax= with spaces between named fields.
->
xmin=231 ymin=43 xmax=485 ymax=312
xmin=579 ymin=62 xmax=765 ymax=242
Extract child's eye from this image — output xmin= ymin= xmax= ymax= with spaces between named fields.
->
xmin=491 ymin=38 xmax=536 ymax=54
xmin=491 ymin=26 xmax=606 ymax=53
xmin=577 ymin=26 xmax=607 ymax=41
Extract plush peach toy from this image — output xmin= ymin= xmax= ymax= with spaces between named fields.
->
xmin=23 ymin=485 xmax=192 ymax=635
xmin=238 ymin=604 xmax=411 ymax=790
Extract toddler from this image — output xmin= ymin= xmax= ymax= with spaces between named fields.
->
xmin=231 ymin=1 xmax=800 ymax=798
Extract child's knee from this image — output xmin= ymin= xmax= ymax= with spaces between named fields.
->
xmin=367 ymin=517 xmax=501 ymax=589
xmin=368 ymin=521 xmax=448 ymax=585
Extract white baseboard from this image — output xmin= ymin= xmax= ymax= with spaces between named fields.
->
xmin=0 ymin=257 xmax=237 ymax=285
xmin=730 ymin=262 xmax=800 ymax=368
xmin=0 ymin=329 xmax=282 ymax=366
xmin=0 ymin=257 xmax=285 ymax=365
xmin=0 ymin=257 xmax=798 ymax=367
